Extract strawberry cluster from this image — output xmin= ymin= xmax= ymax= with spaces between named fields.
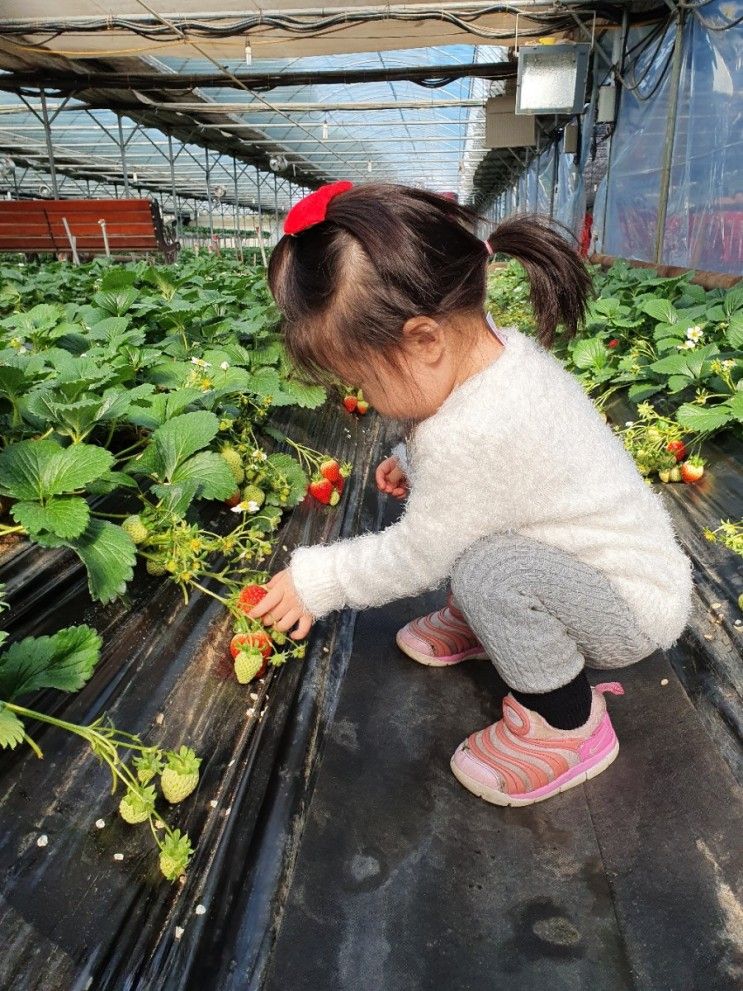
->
xmin=307 ymin=458 xmax=351 ymax=506
xmin=229 ymin=583 xmax=305 ymax=684
xmin=342 ymin=389 xmax=369 ymax=415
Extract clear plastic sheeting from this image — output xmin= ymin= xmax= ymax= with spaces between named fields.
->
xmin=598 ymin=2 xmax=742 ymax=274
xmin=536 ymin=145 xmax=555 ymax=214
xmin=599 ymin=22 xmax=675 ymax=264
xmin=663 ymin=0 xmax=743 ymax=273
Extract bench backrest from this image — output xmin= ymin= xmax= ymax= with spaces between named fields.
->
xmin=0 ymin=198 xmax=169 ymax=255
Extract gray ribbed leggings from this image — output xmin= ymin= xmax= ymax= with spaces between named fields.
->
xmin=450 ymin=533 xmax=657 ymax=694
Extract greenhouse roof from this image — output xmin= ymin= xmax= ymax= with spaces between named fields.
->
xmin=0 ymin=2 xmax=625 ymax=207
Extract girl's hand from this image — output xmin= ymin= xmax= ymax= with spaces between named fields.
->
xmin=375 ymin=456 xmax=409 ymax=499
xmin=249 ymin=569 xmax=314 ymax=640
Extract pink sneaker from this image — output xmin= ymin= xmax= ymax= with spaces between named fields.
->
xmin=450 ymin=683 xmax=624 ymax=806
xmin=396 ymin=595 xmax=488 ymax=667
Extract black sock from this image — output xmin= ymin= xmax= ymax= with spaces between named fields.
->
xmin=512 ymin=670 xmax=592 ymax=730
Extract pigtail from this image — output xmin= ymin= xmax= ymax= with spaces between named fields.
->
xmin=487 ymin=215 xmax=591 ymax=347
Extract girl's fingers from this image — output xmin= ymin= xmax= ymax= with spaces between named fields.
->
xmin=249 ymin=586 xmax=285 ymax=620
xmin=292 ymin=614 xmax=313 ymax=640
xmin=375 ymin=463 xmax=388 ymax=489
xmin=275 ymin=607 xmax=302 ymax=633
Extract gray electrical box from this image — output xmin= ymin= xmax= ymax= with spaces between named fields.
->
xmin=485 ymin=94 xmax=537 ymax=149
xmin=597 ymin=84 xmax=617 ymax=123
xmin=563 ymin=121 xmax=579 ymax=155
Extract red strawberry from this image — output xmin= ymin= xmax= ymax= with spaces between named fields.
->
xmin=320 ymin=459 xmax=341 ymax=484
xmin=334 ymin=476 xmax=344 ymax=495
xmin=356 ymin=400 xmax=369 ymax=415
xmin=607 ymin=338 xmax=619 ymax=349
xmin=666 ymin=440 xmax=687 ymax=463
xmin=230 ymin=630 xmax=272 ymax=662
xmin=225 ymin=491 xmax=242 ymax=507
xmin=343 ymin=394 xmax=357 ymax=413
xmin=680 ymin=458 xmax=704 ymax=484
xmin=237 ymin=584 xmax=267 ymax=613
xmin=308 ymin=477 xmax=334 ymax=504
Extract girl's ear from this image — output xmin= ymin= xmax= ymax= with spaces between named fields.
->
xmin=401 ymin=315 xmax=446 ymax=365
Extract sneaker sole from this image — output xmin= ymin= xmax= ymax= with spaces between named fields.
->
xmin=396 ymin=630 xmax=489 ymax=667
xmin=449 ymin=740 xmax=620 ymax=807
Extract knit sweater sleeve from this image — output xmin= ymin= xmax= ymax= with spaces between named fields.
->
xmin=289 ymin=413 xmax=511 ymax=618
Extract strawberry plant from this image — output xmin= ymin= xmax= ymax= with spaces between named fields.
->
xmin=0 ymin=585 xmax=198 ymax=881
xmin=487 ymin=260 xmax=743 ymax=482
xmin=0 ymin=255 xmax=351 ymax=651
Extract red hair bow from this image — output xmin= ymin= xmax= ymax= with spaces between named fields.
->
xmin=284 ymin=180 xmax=353 ymax=236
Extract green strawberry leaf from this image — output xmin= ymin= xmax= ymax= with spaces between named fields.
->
xmin=571 ymin=337 xmax=607 ymax=370
xmin=628 ymin=383 xmax=664 ymax=403
xmin=674 ymin=403 xmax=733 ymax=433
xmin=0 ymin=625 xmax=102 ymax=700
xmin=277 ymin=378 xmax=327 ymax=409
xmin=642 ymin=299 xmax=678 ymax=324
xmin=724 ymin=390 xmax=743 ymax=423
xmin=66 ymin=520 xmax=137 ymax=604
xmin=11 ymin=497 xmax=90 ymax=539
xmin=171 ymin=451 xmax=236 ymax=500
xmin=150 ymin=480 xmax=200 ymax=517
xmin=0 ymin=705 xmax=25 ymax=749
xmin=41 ymin=443 xmax=114 ymax=495
xmin=93 ymin=287 xmax=139 ymax=316
xmin=153 ymin=410 xmax=220 ymax=479
xmin=0 ymin=439 xmax=61 ymax=499
xmin=726 ymin=315 xmax=743 ymax=350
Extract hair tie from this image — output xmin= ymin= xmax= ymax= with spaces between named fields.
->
xmin=484 ymin=239 xmax=494 ymax=256
xmin=284 ymin=180 xmax=353 ymax=235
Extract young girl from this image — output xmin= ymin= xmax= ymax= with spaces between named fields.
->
xmin=250 ymin=181 xmax=692 ymax=808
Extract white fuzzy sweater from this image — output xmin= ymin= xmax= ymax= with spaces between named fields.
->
xmin=290 ymin=324 xmax=693 ymax=649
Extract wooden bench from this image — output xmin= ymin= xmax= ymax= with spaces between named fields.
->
xmin=0 ymin=198 xmax=179 ymax=263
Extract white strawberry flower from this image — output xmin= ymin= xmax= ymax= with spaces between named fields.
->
xmin=190 ymin=356 xmax=212 ymax=368
xmin=722 ymin=359 xmax=735 ymax=369
xmin=625 ymin=421 xmax=634 ymax=427
xmin=230 ymin=501 xmax=249 ymax=513
xmin=251 ymin=449 xmax=267 ymax=462
xmin=220 ymin=360 xmax=230 ymax=370
xmin=247 ymin=500 xmax=261 ymax=513
xmin=686 ymin=325 xmax=703 ymax=343
xmin=677 ymin=339 xmax=696 ymax=350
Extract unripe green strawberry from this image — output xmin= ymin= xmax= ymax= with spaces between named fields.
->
xmin=160 ymin=746 xmax=201 ymax=804
xmin=122 ymin=515 xmax=148 ymax=545
xmin=221 ymin=447 xmax=245 ymax=484
xmin=242 ymin=484 xmax=265 ymax=510
xmin=146 ymin=559 xmax=166 ymax=576
xmin=134 ymin=749 xmax=163 ymax=784
xmin=234 ymin=648 xmax=265 ymax=684
xmin=119 ymin=785 xmax=156 ymax=825
xmin=158 ymin=829 xmax=193 ymax=881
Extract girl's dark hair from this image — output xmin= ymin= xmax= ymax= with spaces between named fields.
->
xmin=267 ymin=183 xmax=591 ymax=382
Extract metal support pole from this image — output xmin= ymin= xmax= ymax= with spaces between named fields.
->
xmin=599 ymin=9 xmax=629 ymax=254
xmin=205 ymin=147 xmax=214 ymax=237
xmin=273 ymin=173 xmax=280 ymax=245
xmin=255 ymin=166 xmax=267 ymax=266
xmin=549 ymin=137 xmax=558 ymax=220
xmin=232 ymin=157 xmax=243 ymax=261
xmin=167 ymin=133 xmax=180 ymax=239
xmin=653 ymin=11 xmax=685 ymax=265
xmin=116 ymin=116 xmax=130 ymax=196
xmin=39 ymin=88 xmax=59 ymax=198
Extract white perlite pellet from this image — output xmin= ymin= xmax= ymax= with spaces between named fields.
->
xmin=36 ymin=834 xmax=48 ymax=847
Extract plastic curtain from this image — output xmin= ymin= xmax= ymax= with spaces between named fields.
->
xmin=600 ymin=22 xmax=676 ymax=262
xmin=601 ymin=3 xmax=742 ymax=273
xmin=536 ymin=146 xmax=555 ymax=214
xmin=662 ymin=0 xmax=743 ymax=274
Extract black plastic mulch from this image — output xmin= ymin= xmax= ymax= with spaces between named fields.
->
xmin=1 ymin=403 xmax=741 ymax=991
